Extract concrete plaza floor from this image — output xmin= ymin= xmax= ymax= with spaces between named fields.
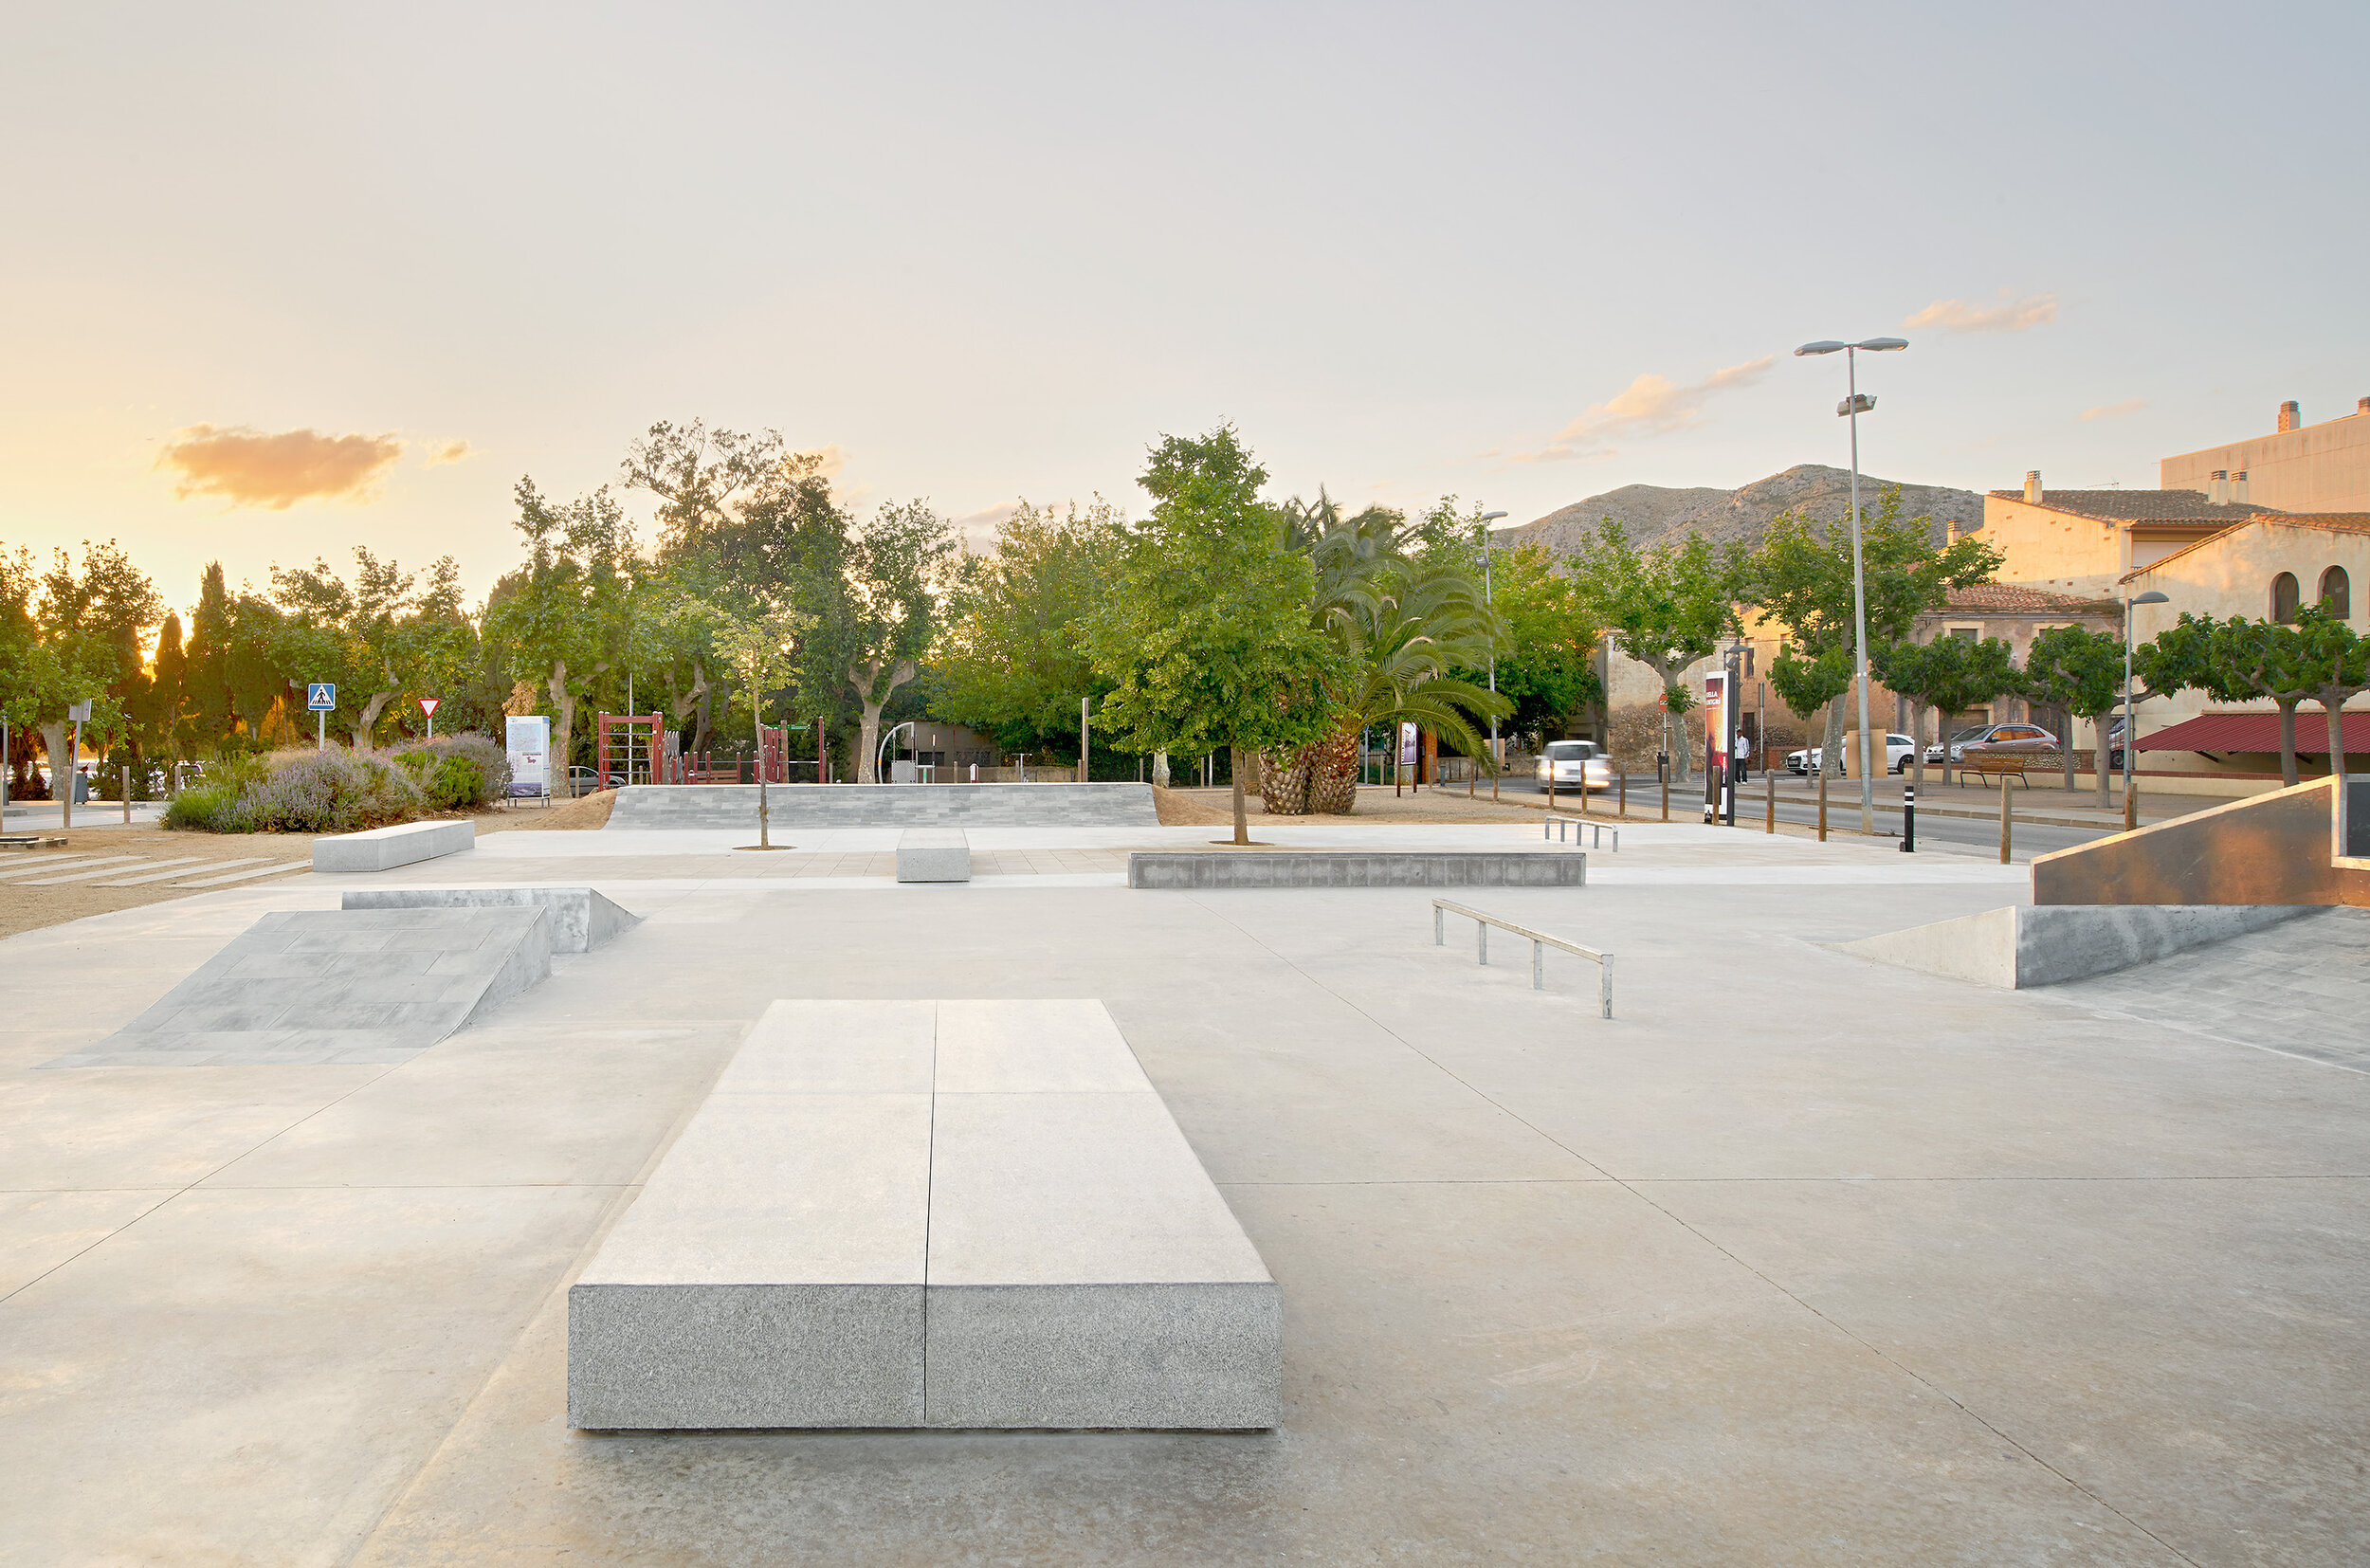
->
xmin=1 ymin=817 xmax=2363 ymax=1566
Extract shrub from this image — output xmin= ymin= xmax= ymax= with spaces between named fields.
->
xmin=424 ymin=733 xmax=509 ymax=807
xmin=163 ymin=734 xmax=506 ymax=832
xmin=425 ymin=755 xmax=484 ymax=811
xmin=164 ymin=781 xmax=254 ymax=832
xmin=242 ymin=751 xmax=423 ymax=832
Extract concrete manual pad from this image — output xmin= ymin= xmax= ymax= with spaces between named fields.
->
xmin=896 ymin=827 xmax=971 ymax=882
xmin=312 ymin=817 xmax=474 ymax=873
xmin=1130 ymin=848 xmax=1587 ymax=888
xmin=340 ymin=885 xmax=641 ymax=951
xmin=1835 ymin=902 xmax=2316 ymax=988
xmin=47 ymin=906 xmax=553 ymax=1067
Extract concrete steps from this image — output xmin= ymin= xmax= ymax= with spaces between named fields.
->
xmin=604 ymin=782 xmax=1158 ymax=830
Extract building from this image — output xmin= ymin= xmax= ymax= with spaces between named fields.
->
xmin=2123 ymin=513 xmax=2370 ymax=777
xmin=1905 ymin=582 xmax=2122 ymax=738
xmin=1974 ymin=473 xmax=2274 ymax=597
xmin=2160 ymin=397 xmax=2370 ymax=515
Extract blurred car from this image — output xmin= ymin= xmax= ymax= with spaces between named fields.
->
xmin=1925 ymin=721 xmax=2059 ymax=764
xmin=1535 ymin=739 xmax=1614 ymax=792
xmin=1786 ymin=733 xmax=1918 ymax=775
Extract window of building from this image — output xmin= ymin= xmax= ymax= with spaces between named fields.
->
xmin=2271 ymin=572 xmax=2301 ymax=622
xmin=2320 ymin=565 xmax=2351 ymax=619
xmin=1947 ymin=627 xmax=1978 ymax=642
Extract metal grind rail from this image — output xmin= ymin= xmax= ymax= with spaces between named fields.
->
xmin=1431 ymin=899 xmax=1613 ymax=1019
xmin=1542 ymin=816 xmax=1617 ymax=850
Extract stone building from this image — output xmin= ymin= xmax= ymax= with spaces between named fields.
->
xmin=1972 ymin=472 xmax=2273 ymax=597
xmin=2160 ymin=396 xmax=2370 ymax=515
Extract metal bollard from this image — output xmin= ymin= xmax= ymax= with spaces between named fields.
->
xmin=1531 ymin=939 xmax=1543 ymax=990
xmin=1901 ymin=784 xmax=1915 ymax=852
xmin=1477 ymin=921 xmax=1488 ymax=965
xmin=1999 ymin=779 xmax=2013 ymax=864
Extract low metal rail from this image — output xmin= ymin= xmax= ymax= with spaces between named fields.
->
xmin=1431 ymin=899 xmax=1613 ymax=1019
xmin=1543 ymin=816 xmax=1617 ymax=850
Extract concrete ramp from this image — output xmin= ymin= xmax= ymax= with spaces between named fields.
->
xmin=1836 ymin=903 xmax=2315 ymax=990
xmin=49 ymin=906 xmax=555 ymax=1067
xmin=340 ymin=886 xmax=639 ymax=951
xmin=604 ymin=782 xmax=1158 ymax=830
xmin=2033 ymin=775 xmax=2370 ymax=906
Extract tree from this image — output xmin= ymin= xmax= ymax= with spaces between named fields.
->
xmin=709 ymin=600 xmax=812 ymax=848
xmin=930 ymin=498 xmax=1124 ymax=753
xmin=1566 ymin=520 xmax=1741 ymax=785
xmin=1085 ymin=427 xmax=1340 ymax=844
xmin=1766 ymin=644 xmax=1852 ymax=775
xmin=2289 ymin=607 xmax=2370 ymax=780
xmin=33 ymin=540 xmax=160 ymax=789
xmin=141 ymin=612 xmax=190 ymax=775
xmin=481 ymin=478 xmax=633 ymax=789
xmin=1745 ymin=492 xmax=2000 ymax=784
xmin=2020 ymin=625 xmax=2127 ymax=802
xmin=1485 ymin=542 xmax=1601 ymax=745
xmin=1877 ymin=634 xmax=2021 ymax=791
xmin=0 ymin=547 xmax=68 ymax=794
xmin=830 ymin=501 xmax=956 ymax=782
xmin=185 ymin=562 xmax=236 ymax=751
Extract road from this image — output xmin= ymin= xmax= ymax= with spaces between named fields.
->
xmin=1512 ymin=775 xmax=2124 ymax=865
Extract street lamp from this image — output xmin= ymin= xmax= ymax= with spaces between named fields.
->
xmin=1478 ymin=510 xmax=1508 ymax=778
xmin=1796 ymin=336 xmax=1908 ymax=833
xmin=877 ymin=720 xmax=916 ymax=784
xmin=2123 ymin=589 xmax=2170 ymax=809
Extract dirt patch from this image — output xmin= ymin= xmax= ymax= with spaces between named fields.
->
xmin=482 ymin=792 xmax=615 ymax=832
xmin=1152 ymin=785 xmax=1235 ymax=826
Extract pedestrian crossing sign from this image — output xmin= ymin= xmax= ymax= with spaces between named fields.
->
xmin=307 ymin=683 xmax=337 ymax=710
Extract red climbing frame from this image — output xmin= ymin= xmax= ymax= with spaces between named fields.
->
xmin=594 ymin=713 xmax=666 ymax=789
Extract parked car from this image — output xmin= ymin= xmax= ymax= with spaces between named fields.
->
xmin=1786 ymin=733 xmax=1918 ymax=775
xmin=1535 ymin=738 xmax=1614 ymax=793
xmin=1925 ymin=722 xmax=2059 ymax=765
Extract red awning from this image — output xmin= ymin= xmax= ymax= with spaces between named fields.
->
xmin=2142 ymin=711 xmax=2370 ymax=755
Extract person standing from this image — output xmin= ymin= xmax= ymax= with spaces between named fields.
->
xmin=1732 ymin=730 xmax=1752 ymax=784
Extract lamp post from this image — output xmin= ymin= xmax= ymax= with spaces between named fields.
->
xmin=877 ymin=720 xmax=916 ymax=784
xmin=1795 ymin=335 xmax=1907 ymax=833
xmin=2123 ymin=589 xmax=2170 ymax=824
xmin=1478 ymin=510 xmax=1508 ymax=776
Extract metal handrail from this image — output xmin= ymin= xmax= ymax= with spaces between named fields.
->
xmin=1543 ymin=816 xmax=1617 ymax=850
xmin=1431 ymin=899 xmax=1613 ymax=1019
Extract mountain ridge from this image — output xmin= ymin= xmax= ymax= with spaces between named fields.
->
xmin=1499 ymin=465 xmax=1985 ymax=555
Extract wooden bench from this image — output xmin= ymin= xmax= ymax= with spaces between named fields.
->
xmin=1962 ymin=753 xmax=2033 ymax=788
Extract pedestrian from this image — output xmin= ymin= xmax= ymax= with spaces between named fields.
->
xmin=73 ymin=764 xmax=91 ymax=805
xmin=1732 ymin=730 xmax=1752 ymax=784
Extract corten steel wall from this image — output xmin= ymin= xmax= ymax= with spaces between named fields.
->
xmin=2031 ymin=776 xmax=2370 ymax=906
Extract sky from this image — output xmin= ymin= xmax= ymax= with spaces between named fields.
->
xmin=5 ymin=1 xmax=2367 ymax=617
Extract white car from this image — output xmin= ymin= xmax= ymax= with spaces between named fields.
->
xmin=1535 ymin=739 xmax=1614 ymax=792
xmin=1786 ymin=733 xmax=1918 ymax=775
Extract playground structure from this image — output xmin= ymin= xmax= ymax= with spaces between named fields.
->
xmin=594 ymin=715 xmax=827 ymax=787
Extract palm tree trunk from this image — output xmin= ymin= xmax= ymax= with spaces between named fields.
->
xmin=1306 ymin=728 xmax=1360 ymax=814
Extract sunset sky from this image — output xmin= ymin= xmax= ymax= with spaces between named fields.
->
xmin=5 ymin=2 xmax=2365 ymax=616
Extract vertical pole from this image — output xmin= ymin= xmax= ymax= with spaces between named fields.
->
xmin=122 ymin=764 xmax=131 ymax=824
xmin=1765 ymin=766 xmax=1775 ymax=834
xmin=1433 ymin=905 xmax=1443 ymax=945
xmin=66 ymin=719 xmax=80 ymax=830
xmin=317 ymin=709 xmax=324 ymax=752
xmin=1659 ymin=766 xmax=1668 ymax=823
xmin=1599 ymin=954 xmax=1613 ymax=1020
xmin=1999 ymin=776 xmax=2013 ymax=864
xmin=1478 ymin=921 xmax=1487 ymax=966
xmin=1847 ymin=346 xmax=1875 ymax=835
xmin=1901 ymin=784 xmax=1915 ymax=852
xmin=1817 ymin=766 xmax=1829 ymax=841
xmin=1531 ymin=939 xmax=1543 ymax=991
xmin=1080 ymin=696 xmax=1089 ymax=784
xmin=1618 ymin=768 xmax=1626 ymax=818
xmin=2124 ymin=780 xmax=2139 ymax=833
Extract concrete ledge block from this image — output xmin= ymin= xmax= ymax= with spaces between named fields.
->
xmin=1128 ymin=850 xmax=1586 ymax=889
xmin=312 ymin=818 xmax=474 ymax=873
xmin=896 ymin=828 xmax=971 ymax=883
xmin=568 ymin=1284 xmax=922 ymax=1430
xmin=340 ymin=886 xmax=640 ymax=952
xmin=1835 ymin=903 xmax=2317 ymax=989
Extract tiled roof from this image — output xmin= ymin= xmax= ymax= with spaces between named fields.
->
xmin=2121 ymin=513 xmax=2370 ymax=583
xmin=1984 ymin=488 xmax=2284 ymax=524
xmin=1937 ymin=583 xmax=2119 ymax=614
xmin=2142 ymin=711 xmax=2370 ymax=756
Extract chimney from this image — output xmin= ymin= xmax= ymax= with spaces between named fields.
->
xmin=2278 ymin=400 xmax=2302 ymax=432
xmin=2359 ymin=396 xmax=2369 ymax=416
xmin=2208 ymin=469 xmax=2230 ymax=505
xmin=2230 ymin=469 xmax=2251 ymax=505
xmin=2023 ymin=469 xmax=2043 ymax=504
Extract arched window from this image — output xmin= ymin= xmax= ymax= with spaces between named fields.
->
xmin=2319 ymin=565 xmax=2351 ymax=619
xmin=2270 ymin=572 xmax=2300 ymax=622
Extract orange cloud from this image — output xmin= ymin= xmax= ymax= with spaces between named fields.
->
xmin=1505 ymin=356 xmax=1775 ymax=464
xmin=1903 ymin=292 xmax=2056 ymax=334
xmin=157 ymin=425 xmax=404 ymax=508
xmin=2079 ymin=398 xmax=2148 ymax=423
xmin=425 ymin=438 xmax=471 ymax=466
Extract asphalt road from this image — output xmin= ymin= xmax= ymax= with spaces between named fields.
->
xmin=1513 ymin=775 xmax=2121 ymax=865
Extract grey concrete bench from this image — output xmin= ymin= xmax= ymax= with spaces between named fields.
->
xmin=312 ymin=818 xmax=473 ymax=873
xmin=567 ymin=998 xmax=1279 ymax=1431
xmin=896 ymin=828 xmax=971 ymax=883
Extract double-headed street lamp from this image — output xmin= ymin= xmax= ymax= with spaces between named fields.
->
xmin=1795 ymin=335 xmax=1908 ymax=833
xmin=1478 ymin=510 xmax=1508 ymax=769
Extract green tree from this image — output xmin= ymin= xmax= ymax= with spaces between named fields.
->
xmin=1085 ymin=427 xmax=1340 ymax=844
xmin=185 ymin=563 xmax=236 ymax=751
xmin=1485 ymin=541 xmax=1601 ymax=745
xmin=1765 ymin=644 xmax=1852 ymax=775
xmin=1566 ymin=520 xmax=1741 ymax=786
xmin=930 ymin=498 xmax=1124 ymax=753
xmin=33 ymin=540 xmax=160 ymax=788
xmin=481 ymin=479 xmax=633 ymax=789
xmin=1877 ymin=634 xmax=2022 ymax=790
xmin=708 ymin=599 xmax=812 ymax=848
xmin=2020 ymin=625 xmax=2128 ymax=802
xmin=2289 ymin=607 xmax=2370 ymax=780
xmin=830 ymin=500 xmax=956 ymax=782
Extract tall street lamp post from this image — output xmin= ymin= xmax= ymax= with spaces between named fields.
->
xmin=2123 ymin=589 xmax=2170 ymax=824
xmin=1795 ymin=335 xmax=1907 ymax=833
xmin=1478 ymin=510 xmax=1508 ymax=773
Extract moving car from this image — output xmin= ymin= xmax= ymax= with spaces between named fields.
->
xmin=1785 ymin=733 xmax=1918 ymax=775
xmin=1925 ymin=722 xmax=2059 ymax=765
xmin=1535 ymin=738 xmax=1614 ymax=793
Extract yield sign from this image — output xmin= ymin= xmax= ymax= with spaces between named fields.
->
xmin=420 ymin=697 xmax=442 ymax=718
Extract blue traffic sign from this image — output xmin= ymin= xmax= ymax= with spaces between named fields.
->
xmin=307 ymin=683 xmax=337 ymax=711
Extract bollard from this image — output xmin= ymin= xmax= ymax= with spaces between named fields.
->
xmin=122 ymin=764 xmax=131 ymax=825
xmin=1901 ymin=784 xmax=1915 ymax=852
xmin=1999 ymin=778 xmax=2013 ymax=864
xmin=1765 ymin=767 xmax=1775 ymax=833
xmin=1816 ymin=766 xmax=1828 ymax=841
xmin=2124 ymin=778 xmax=2138 ymax=833
xmin=1660 ymin=769 xmax=1669 ymax=823
xmin=1617 ymin=769 xmax=1627 ymax=818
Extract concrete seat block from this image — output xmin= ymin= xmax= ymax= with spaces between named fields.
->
xmin=312 ymin=817 xmax=474 ymax=873
xmin=341 ymin=886 xmax=642 ymax=952
xmin=896 ymin=828 xmax=971 ymax=883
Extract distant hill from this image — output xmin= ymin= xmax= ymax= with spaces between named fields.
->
xmin=1500 ymin=465 xmax=1985 ymax=556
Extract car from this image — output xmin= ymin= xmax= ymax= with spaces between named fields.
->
xmin=1535 ymin=738 xmax=1615 ymax=792
xmin=1925 ymin=721 xmax=2059 ymax=765
xmin=1786 ymin=733 xmax=1918 ymax=775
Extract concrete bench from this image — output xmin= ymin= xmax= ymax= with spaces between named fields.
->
xmin=568 ymin=998 xmax=1279 ymax=1431
xmin=896 ymin=828 xmax=971 ymax=883
xmin=312 ymin=818 xmax=474 ymax=873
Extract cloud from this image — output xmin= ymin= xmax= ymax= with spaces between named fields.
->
xmin=1903 ymin=291 xmax=2056 ymax=334
xmin=424 ymin=438 xmax=471 ymax=466
xmin=1504 ymin=356 xmax=1775 ymax=464
xmin=2079 ymin=398 xmax=2148 ymax=423
xmin=157 ymin=425 xmax=404 ymax=508
xmin=950 ymin=502 xmax=1019 ymax=555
